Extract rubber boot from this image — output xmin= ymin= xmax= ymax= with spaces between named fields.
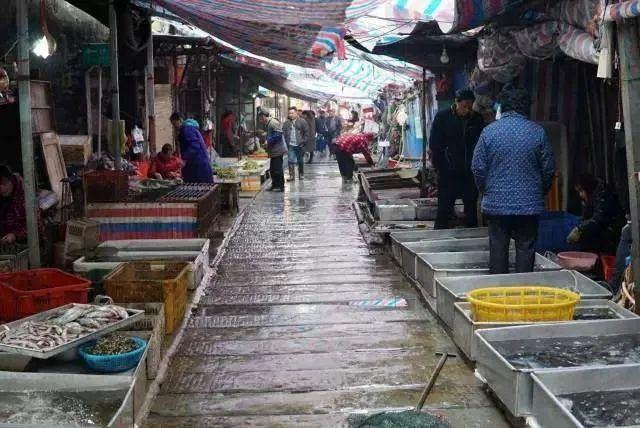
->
xmin=287 ymin=165 xmax=296 ymax=181
xmin=299 ymin=162 xmax=304 ymax=180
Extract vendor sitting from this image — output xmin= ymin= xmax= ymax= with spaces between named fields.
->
xmin=567 ymin=174 xmax=624 ymax=254
xmin=148 ymin=144 xmax=183 ymax=180
xmin=0 ymin=165 xmax=42 ymax=244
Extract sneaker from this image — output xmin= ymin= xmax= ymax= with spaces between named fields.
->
xmin=273 ymin=187 xmax=284 ymax=192
xmin=299 ymin=175 xmax=304 ymax=180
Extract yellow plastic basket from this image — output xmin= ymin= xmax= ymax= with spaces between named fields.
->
xmin=468 ymin=286 xmax=580 ymax=322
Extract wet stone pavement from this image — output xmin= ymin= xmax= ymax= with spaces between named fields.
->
xmin=147 ymin=163 xmax=509 ymax=427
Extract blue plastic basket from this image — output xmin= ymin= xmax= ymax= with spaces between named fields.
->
xmin=79 ymin=336 xmax=147 ymax=373
xmin=536 ymin=211 xmax=581 ymax=252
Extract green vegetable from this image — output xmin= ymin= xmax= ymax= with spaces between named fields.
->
xmin=215 ymin=166 xmax=238 ymax=179
xmin=242 ymin=160 xmax=260 ymax=171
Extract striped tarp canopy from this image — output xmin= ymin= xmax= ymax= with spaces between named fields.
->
xmin=153 ymin=0 xmax=384 ymax=67
xmin=605 ymin=0 xmax=640 ymax=20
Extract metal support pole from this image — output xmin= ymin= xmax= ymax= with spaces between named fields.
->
xmin=85 ymin=68 xmax=93 ymax=136
xmin=16 ymin=0 xmax=41 ymax=267
xmin=98 ymin=68 xmax=102 ymax=155
xmin=420 ymin=67 xmax=428 ymax=197
xmin=109 ymin=0 xmax=121 ymax=170
xmin=146 ymin=22 xmax=156 ymax=156
xmin=617 ymin=18 xmax=640 ymax=311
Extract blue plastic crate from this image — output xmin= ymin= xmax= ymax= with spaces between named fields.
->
xmin=536 ymin=212 xmax=580 ymax=252
xmin=79 ymin=336 xmax=147 ymax=373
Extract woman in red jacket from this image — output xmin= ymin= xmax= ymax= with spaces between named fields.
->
xmin=149 ymin=144 xmax=183 ymax=180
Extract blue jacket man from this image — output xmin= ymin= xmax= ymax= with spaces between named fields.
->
xmin=170 ymin=113 xmax=213 ymax=184
xmin=471 ymin=85 xmax=555 ymax=274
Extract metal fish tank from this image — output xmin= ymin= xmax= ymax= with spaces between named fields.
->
xmin=474 ymin=318 xmax=640 ymax=416
xmin=399 ymin=237 xmax=491 ymax=278
xmin=415 ymin=251 xmax=561 ymax=298
xmin=435 ymin=270 xmax=611 ymax=332
xmin=452 ymin=300 xmax=637 ymax=361
xmin=531 ymin=366 xmax=640 ymax=428
xmin=389 ymin=227 xmax=488 ymax=265
xmin=0 ymin=372 xmax=133 ymax=427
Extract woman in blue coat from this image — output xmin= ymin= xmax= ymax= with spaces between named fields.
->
xmin=170 ymin=113 xmax=213 ymax=183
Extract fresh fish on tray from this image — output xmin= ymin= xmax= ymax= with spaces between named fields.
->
xmin=0 ymin=304 xmax=130 ymax=351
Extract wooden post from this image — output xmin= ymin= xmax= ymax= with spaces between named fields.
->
xmin=16 ymin=0 xmax=41 ymax=267
xmin=617 ymin=17 xmax=640 ymax=311
xmin=146 ymin=23 xmax=156 ymax=156
xmin=109 ymin=0 xmax=121 ymax=170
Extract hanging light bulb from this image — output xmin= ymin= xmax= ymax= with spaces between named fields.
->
xmin=440 ymin=46 xmax=450 ymax=64
xmin=32 ymin=36 xmax=52 ymax=59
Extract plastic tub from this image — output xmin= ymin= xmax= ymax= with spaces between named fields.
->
xmin=103 ymin=262 xmax=189 ymax=334
xmin=536 ymin=212 xmax=580 ymax=252
xmin=557 ymin=251 xmax=598 ymax=271
xmin=0 ymin=269 xmax=90 ymax=321
xmin=468 ymin=286 xmax=580 ymax=322
xmin=600 ymin=255 xmax=616 ymax=282
xmin=79 ymin=336 xmax=147 ymax=373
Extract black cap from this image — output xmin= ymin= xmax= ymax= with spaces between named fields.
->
xmin=455 ymin=88 xmax=476 ymax=102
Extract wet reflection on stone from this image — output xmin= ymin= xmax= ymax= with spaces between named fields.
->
xmin=147 ymin=163 xmax=508 ymax=427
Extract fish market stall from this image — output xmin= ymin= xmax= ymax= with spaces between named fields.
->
xmin=358 ymin=168 xmax=422 ymax=203
xmin=474 ymin=318 xmax=640 ymax=416
xmin=531 ymin=366 xmax=640 ymax=428
xmin=86 ymin=184 xmax=222 ymax=241
xmin=415 ymin=251 xmax=561 ymax=298
xmin=435 ymin=270 xmax=611 ymax=330
xmin=72 ymin=238 xmax=211 ymax=290
xmin=390 ymin=227 xmax=488 ymax=264
xmin=400 ymin=237 xmax=491 ymax=278
xmin=0 ymin=300 xmax=155 ymax=426
xmin=453 ymin=300 xmax=637 ymax=361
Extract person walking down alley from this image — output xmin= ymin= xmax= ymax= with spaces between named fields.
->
xmin=170 ymin=113 xmax=213 ymax=183
xmin=258 ymin=111 xmax=287 ymax=192
xmin=301 ymin=110 xmax=317 ymax=164
xmin=283 ymin=107 xmax=309 ymax=181
xmin=334 ymin=132 xmax=375 ymax=181
xmin=472 ymin=85 xmax=555 ymax=274
xmin=429 ymin=88 xmax=485 ymax=229
xmin=316 ymin=109 xmax=331 ymax=157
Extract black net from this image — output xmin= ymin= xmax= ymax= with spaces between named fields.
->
xmin=349 ymin=410 xmax=451 ymax=428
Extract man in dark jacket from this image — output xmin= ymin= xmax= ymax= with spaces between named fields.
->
xmin=259 ymin=111 xmax=286 ymax=192
xmin=472 ymin=85 xmax=555 ymax=273
xmin=170 ymin=113 xmax=213 ymax=183
xmin=429 ymin=88 xmax=485 ymax=229
xmin=283 ymin=107 xmax=310 ymax=181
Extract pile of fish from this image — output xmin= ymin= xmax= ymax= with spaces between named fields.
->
xmin=0 ymin=304 xmax=129 ymax=350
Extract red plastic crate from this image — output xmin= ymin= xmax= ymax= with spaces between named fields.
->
xmin=0 ymin=269 xmax=90 ymax=321
xmin=600 ymin=255 xmax=616 ymax=283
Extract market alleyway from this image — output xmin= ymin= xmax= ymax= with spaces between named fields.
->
xmin=146 ymin=162 xmax=509 ymax=427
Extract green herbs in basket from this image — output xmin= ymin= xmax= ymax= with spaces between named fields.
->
xmin=215 ymin=166 xmax=238 ymax=179
xmin=90 ymin=334 xmax=139 ymax=355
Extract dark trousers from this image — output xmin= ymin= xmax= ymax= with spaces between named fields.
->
xmin=612 ymin=223 xmax=632 ymax=293
xmin=336 ymin=149 xmax=355 ymax=179
xmin=488 ymin=215 xmax=539 ymax=274
xmin=435 ymin=172 xmax=478 ymax=229
xmin=308 ymin=151 xmax=314 ymax=163
xmin=269 ymin=155 xmax=284 ymax=189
